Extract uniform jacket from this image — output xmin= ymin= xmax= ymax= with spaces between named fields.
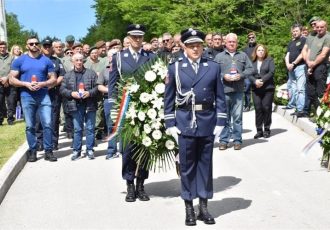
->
xmin=249 ymin=57 xmax=275 ymax=91
xmin=164 ymin=55 xmax=227 ymax=137
xmin=108 ymin=48 xmax=155 ymax=103
xmin=60 ymin=68 xmax=99 ymax=111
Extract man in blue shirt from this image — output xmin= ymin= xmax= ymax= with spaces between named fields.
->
xmin=9 ymin=36 xmax=57 ymax=162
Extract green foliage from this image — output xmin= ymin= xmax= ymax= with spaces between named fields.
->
xmin=84 ymin=0 xmax=330 ymax=87
xmin=0 ymin=120 xmax=26 ymax=169
xmin=6 ymin=12 xmax=38 ymax=51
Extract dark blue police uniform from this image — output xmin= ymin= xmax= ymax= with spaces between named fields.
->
xmin=164 ymin=55 xmax=226 ymax=199
xmin=164 ymin=28 xmax=227 ymax=226
xmin=108 ymin=24 xmax=155 ymax=202
xmin=108 ymin=48 xmax=155 ymax=180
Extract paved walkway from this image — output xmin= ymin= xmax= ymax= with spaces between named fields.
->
xmin=0 ymin=111 xmax=330 ymax=229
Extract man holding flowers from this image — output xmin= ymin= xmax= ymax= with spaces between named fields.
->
xmin=164 ymin=28 xmax=227 ymax=226
xmin=108 ymin=24 xmax=155 ymax=202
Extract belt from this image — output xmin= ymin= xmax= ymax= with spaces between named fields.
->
xmin=177 ymin=103 xmax=214 ymax=111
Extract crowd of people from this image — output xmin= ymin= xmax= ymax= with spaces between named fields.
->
xmin=0 ymin=16 xmax=329 ymax=226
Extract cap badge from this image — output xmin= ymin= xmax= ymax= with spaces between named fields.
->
xmin=191 ymin=31 xmax=197 ymax=36
xmin=136 ymin=24 xmax=140 ymax=29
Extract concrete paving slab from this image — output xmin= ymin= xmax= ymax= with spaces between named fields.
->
xmin=0 ymin=111 xmax=329 ymax=229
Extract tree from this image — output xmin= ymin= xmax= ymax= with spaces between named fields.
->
xmin=6 ymin=12 xmax=38 ymax=51
xmin=83 ymin=0 xmax=330 ymax=85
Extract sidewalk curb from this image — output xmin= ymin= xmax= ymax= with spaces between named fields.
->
xmin=274 ymin=106 xmax=317 ymax=138
xmin=0 ymin=142 xmax=28 ymax=205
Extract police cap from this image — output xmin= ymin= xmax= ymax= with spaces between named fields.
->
xmin=180 ymin=28 xmax=205 ymax=44
xmin=127 ymin=24 xmax=146 ymax=36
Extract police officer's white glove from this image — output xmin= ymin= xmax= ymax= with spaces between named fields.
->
xmin=166 ymin=126 xmax=181 ymax=144
xmin=213 ymin=126 xmax=224 ymax=143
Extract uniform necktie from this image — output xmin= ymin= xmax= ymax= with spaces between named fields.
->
xmin=192 ymin=61 xmax=198 ymax=74
xmin=133 ymin=52 xmax=138 ymax=62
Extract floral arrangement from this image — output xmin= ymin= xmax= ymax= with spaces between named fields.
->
xmin=114 ymin=57 xmax=178 ymax=171
xmin=274 ymin=83 xmax=289 ymax=105
xmin=315 ymin=84 xmax=330 ymax=169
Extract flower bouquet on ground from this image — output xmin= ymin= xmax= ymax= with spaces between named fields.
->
xmin=111 ymin=57 xmax=178 ymax=171
xmin=314 ymin=84 xmax=330 ymax=170
xmin=274 ymin=83 xmax=289 ymax=106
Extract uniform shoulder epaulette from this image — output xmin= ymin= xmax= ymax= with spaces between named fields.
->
xmin=169 ymin=57 xmax=183 ymax=65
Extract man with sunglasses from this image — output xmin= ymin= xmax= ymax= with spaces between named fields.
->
xmin=35 ymin=38 xmax=66 ymax=152
xmin=158 ymin=32 xmax=175 ymax=61
xmin=108 ymin=24 xmax=155 ymax=203
xmin=164 ymin=28 xmax=227 ymax=226
xmin=9 ymin=36 xmax=57 ymax=162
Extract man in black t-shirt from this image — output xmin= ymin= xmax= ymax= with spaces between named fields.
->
xmin=285 ymin=24 xmax=307 ymax=117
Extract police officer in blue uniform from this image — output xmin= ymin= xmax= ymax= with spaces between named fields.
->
xmin=108 ymin=24 xmax=155 ymax=202
xmin=164 ymin=29 xmax=227 ymax=226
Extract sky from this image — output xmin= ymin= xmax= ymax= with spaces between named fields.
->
xmin=4 ymin=0 xmax=96 ymax=42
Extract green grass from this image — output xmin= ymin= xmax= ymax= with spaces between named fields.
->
xmin=0 ymin=120 xmax=26 ymax=169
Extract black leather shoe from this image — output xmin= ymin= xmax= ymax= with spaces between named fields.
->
xmin=254 ymin=132 xmax=263 ymax=139
xmin=44 ymin=151 xmax=57 ymax=162
xmin=27 ymin=150 xmax=37 ymax=162
xmin=197 ymin=198 xmax=215 ymax=225
xmin=136 ymin=180 xmax=150 ymax=201
xmin=263 ymin=131 xmax=270 ymax=138
xmin=7 ymin=119 xmax=14 ymax=125
xmin=125 ymin=183 xmax=136 ymax=202
xmin=185 ymin=200 xmax=196 ymax=226
xmin=296 ymin=112 xmax=307 ymax=118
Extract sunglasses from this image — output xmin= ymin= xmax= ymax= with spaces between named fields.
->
xmin=163 ymin=39 xmax=170 ymax=43
xmin=28 ymin=42 xmax=40 ymax=46
xmin=66 ymin=52 xmax=73 ymax=55
xmin=43 ymin=45 xmax=52 ymax=48
xmin=248 ymin=36 xmax=255 ymax=39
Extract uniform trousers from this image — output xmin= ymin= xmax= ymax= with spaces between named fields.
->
xmin=122 ymin=143 xmax=149 ymax=182
xmin=178 ymin=135 xmax=214 ymax=201
xmin=252 ymin=89 xmax=274 ymax=132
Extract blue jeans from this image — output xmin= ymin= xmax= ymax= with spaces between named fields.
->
xmin=220 ymin=92 xmax=243 ymax=144
xmin=72 ymin=104 xmax=96 ymax=152
xmin=288 ymin=65 xmax=306 ymax=112
xmin=21 ymin=94 xmax=52 ymax=151
xmin=104 ymin=99 xmax=117 ymax=156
